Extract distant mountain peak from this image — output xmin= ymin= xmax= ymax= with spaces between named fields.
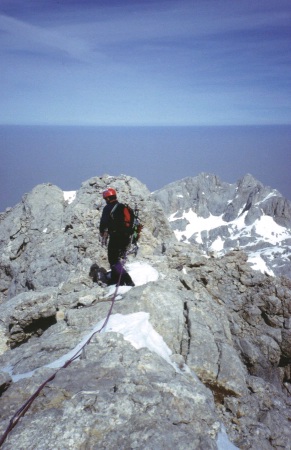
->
xmin=152 ymin=173 xmax=291 ymax=278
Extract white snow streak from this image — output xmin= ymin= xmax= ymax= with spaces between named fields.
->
xmin=4 ymin=262 xmax=160 ymax=382
xmin=255 ymin=191 xmax=277 ymax=204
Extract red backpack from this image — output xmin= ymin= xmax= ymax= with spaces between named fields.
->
xmin=110 ymin=203 xmax=135 ymax=234
xmin=110 ymin=203 xmax=143 ymax=242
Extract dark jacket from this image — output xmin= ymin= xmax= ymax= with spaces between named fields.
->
xmin=99 ymin=201 xmax=132 ymax=269
xmin=99 ymin=201 xmax=117 ymax=234
xmin=99 ymin=201 xmax=127 ymax=235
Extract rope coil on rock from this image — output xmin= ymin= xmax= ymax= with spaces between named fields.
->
xmin=0 ymin=256 xmax=129 ymax=448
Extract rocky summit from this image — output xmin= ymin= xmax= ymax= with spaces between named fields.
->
xmin=0 ymin=174 xmax=290 ymax=450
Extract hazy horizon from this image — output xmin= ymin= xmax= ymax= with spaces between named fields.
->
xmin=1 ymin=124 xmax=291 ymax=212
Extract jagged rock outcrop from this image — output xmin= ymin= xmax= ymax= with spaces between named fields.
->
xmin=0 ymin=175 xmax=174 ymax=302
xmin=0 ymin=174 xmax=290 ymax=449
xmin=152 ymin=173 xmax=291 ymax=278
xmin=179 ymin=249 xmax=291 ymax=447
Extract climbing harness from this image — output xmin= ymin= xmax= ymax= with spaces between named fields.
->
xmin=0 ymin=256 xmax=130 ymax=447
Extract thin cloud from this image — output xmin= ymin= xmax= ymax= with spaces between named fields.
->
xmin=0 ymin=0 xmax=290 ymax=125
xmin=0 ymin=14 xmax=93 ymax=62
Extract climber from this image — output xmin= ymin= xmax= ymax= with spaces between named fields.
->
xmin=99 ymin=187 xmax=135 ymax=286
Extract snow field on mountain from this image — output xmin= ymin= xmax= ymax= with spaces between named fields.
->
xmin=169 ymin=209 xmax=289 ymax=248
xmin=169 ymin=209 xmax=225 ymax=244
xmin=169 ymin=208 xmax=291 ymax=276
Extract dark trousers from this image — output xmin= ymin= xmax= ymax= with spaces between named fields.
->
xmin=108 ymin=233 xmax=134 ymax=286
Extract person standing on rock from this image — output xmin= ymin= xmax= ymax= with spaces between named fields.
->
xmin=99 ymin=187 xmax=135 ymax=286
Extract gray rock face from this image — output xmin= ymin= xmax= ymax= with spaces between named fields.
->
xmin=0 ymin=333 xmax=219 ymax=450
xmin=0 ymin=175 xmax=174 ymax=303
xmin=152 ymin=173 xmax=291 ymax=278
xmin=0 ymin=174 xmax=291 ymax=449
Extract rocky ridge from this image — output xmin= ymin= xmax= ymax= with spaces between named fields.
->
xmin=152 ymin=173 xmax=291 ymax=278
xmin=0 ymin=174 xmax=290 ymax=449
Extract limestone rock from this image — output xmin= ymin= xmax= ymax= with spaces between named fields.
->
xmin=0 ymin=174 xmax=290 ymax=449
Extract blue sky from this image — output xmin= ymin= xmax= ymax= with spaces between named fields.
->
xmin=1 ymin=0 xmax=291 ymax=126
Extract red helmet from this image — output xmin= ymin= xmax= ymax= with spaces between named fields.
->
xmin=102 ymin=187 xmax=117 ymax=200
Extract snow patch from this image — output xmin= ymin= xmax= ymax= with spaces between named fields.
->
xmin=103 ymin=312 xmax=173 ymax=364
xmin=105 ymin=261 xmax=159 ymax=298
xmin=4 ymin=261 xmax=160 ymax=382
xmin=63 ymin=191 xmax=76 ymax=204
xmin=253 ymin=216 xmax=289 ymax=244
xmin=217 ymin=424 xmax=240 ymax=450
xmin=248 ymin=253 xmax=275 ymax=276
xmin=210 ymin=236 xmax=224 ymax=252
xmin=5 ymin=311 xmax=173 ymax=381
xmin=169 ymin=209 xmax=225 ymax=243
xmin=46 ymin=311 xmax=173 ymax=370
xmin=128 ymin=260 xmax=159 ymax=285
